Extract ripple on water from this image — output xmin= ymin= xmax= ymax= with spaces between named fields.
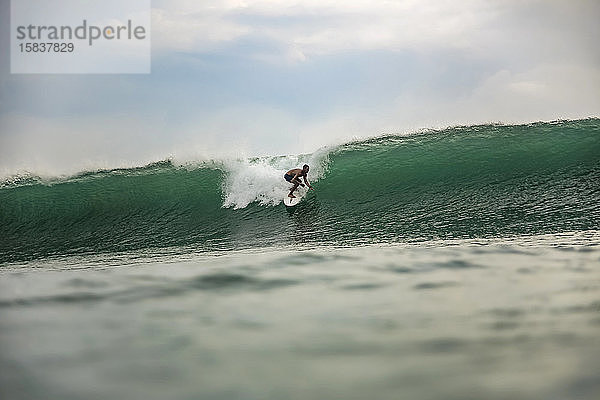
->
xmin=413 ymin=281 xmax=460 ymax=290
xmin=188 ymin=273 xmax=298 ymax=291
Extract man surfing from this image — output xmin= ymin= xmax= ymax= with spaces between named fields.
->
xmin=284 ymin=164 xmax=314 ymax=198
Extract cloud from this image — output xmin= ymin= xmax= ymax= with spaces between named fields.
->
xmin=151 ymin=0 xmax=498 ymax=59
xmin=151 ymin=5 xmax=251 ymax=52
xmin=150 ymin=0 xmax=600 ymax=69
xmin=464 ymin=63 xmax=600 ymax=122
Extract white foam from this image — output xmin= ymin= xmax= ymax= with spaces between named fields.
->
xmin=221 ymin=149 xmax=330 ymax=209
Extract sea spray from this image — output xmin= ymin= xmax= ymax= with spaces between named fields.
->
xmin=221 ymin=151 xmax=330 ymax=209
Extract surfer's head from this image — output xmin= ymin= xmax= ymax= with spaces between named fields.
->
xmin=302 ymin=164 xmax=309 ymax=174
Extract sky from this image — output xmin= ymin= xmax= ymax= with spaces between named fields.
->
xmin=0 ymin=0 xmax=599 ymax=176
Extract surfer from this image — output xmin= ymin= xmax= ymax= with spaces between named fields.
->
xmin=284 ymin=164 xmax=314 ymax=198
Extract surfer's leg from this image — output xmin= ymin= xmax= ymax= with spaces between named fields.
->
xmin=289 ymin=182 xmax=299 ymax=198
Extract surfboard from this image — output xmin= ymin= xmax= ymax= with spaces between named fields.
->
xmin=284 ymin=187 xmax=306 ymax=207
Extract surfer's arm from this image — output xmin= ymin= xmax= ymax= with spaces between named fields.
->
xmin=303 ymin=176 xmax=314 ymax=189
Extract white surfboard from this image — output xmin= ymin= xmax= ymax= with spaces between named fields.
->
xmin=284 ymin=187 xmax=306 ymax=207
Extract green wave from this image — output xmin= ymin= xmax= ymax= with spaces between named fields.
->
xmin=1 ymin=118 xmax=599 ymax=264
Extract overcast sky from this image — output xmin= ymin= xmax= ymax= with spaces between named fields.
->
xmin=1 ymin=0 xmax=599 ymax=176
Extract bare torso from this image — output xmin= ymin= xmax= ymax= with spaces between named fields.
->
xmin=286 ymin=169 xmax=304 ymax=177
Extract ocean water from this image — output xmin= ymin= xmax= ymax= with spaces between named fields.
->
xmin=1 ymin=119 xmax=599 ymax=399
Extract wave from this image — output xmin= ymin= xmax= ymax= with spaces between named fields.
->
xmin=1 ymin=118 xmax=599 ymax=264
